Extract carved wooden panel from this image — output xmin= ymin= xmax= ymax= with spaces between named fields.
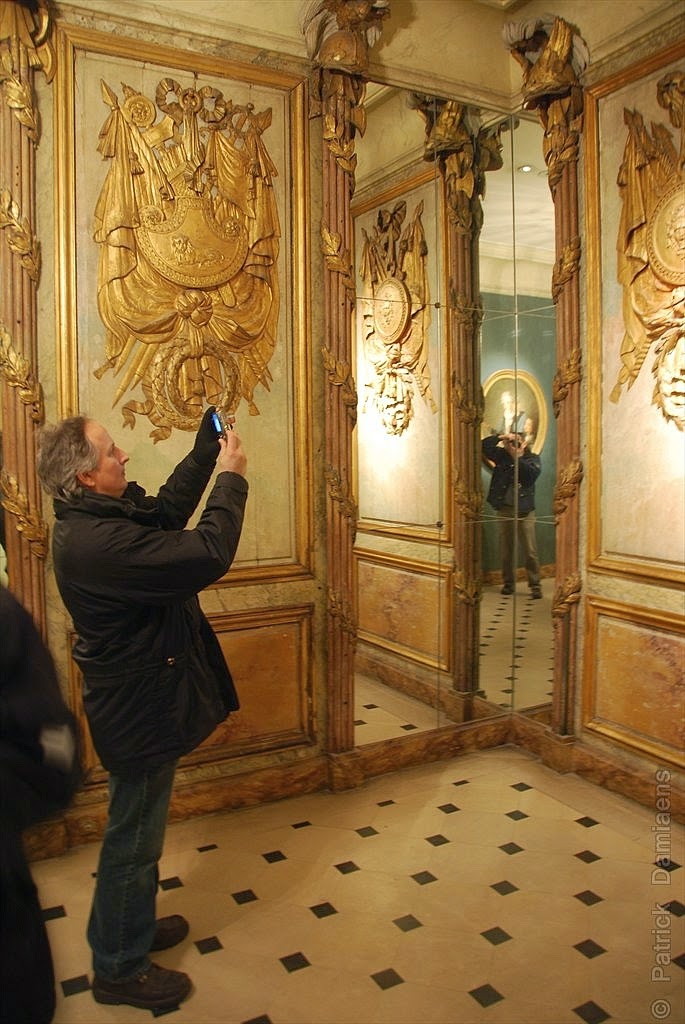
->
xmin=582 ymin=596 xmax=684 ymax=767
xmin=354 ymin=548 xmax=450 ymax=670
xmin=68 ymin=604 xmax=315 ymax=784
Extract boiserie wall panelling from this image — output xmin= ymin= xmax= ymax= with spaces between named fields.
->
xmin=582 ymin=597 xmax=684 ymax=768
xmin=355 ymin=548 xmax=450 ymax=671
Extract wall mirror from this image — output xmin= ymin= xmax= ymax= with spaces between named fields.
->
xmin=351 ymin=86 xmax=556 ymax=747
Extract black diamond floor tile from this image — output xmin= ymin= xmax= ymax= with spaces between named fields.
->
xmin=196 ymin=935 xmax=223 ymax=954
xmin=393 ymin=914 xmax=423 ymax=932
xmin=377 ymin=799 xmax=395 ymax=806
xmin=506 ymin=809 xmax=529 ymax=820
xmin=491 ymin=880 xmax=519 ymax=896
xmin=263 ymin=850 xmax=286 ymax=863
xmin=243 ymin=1016 xmax=272 ymax=1024
xmin=280 ymin=952 xmax=310 ymax=972
xmin=469 ymin=983 xmax=504 ymax=1007
xmin=575 ymin=850 xmax=601 ymax=863
xmin=292 ymin=820 xmax=311 ymax=829
xmin=60 ymin=975 xmax=90 ymax=997
xmin=42 ymin=904 xmax=66 ymax=920
xmin=335 ymin=860 xmax=360 ymax=874
xmin=663 ymin=899 xmax=685 ymax=916
xmin=574 ymin=890 xmax=603 ymax=906
xmin=437 ymin=803 xmax=459 ymax=814
xmin=356 ymin=825 xmax=378 ymax=837
xmin=572 ymin=999 xmax=610 ymax=1024
xmin=511 ymin=781 xmax=532 ymax=792
xmin=371 ymin=968 xmax=404 ymax=990
xmin=575 ymin=816 xmax=599 ymax=828
xmin=411 ymin=870 xmax=437 ymax=885
xmin=159 ymin=875 xmax=183 ymax=890
xmin=310 ymin=902 xmax=337 ymax=919
xmin=500 ymin=842 xmax=524 ymax=855
xmin=426 ymin=833 xmax=450 ymax=846
xmin=574 ymin=938 xmax=606 ymax=959
xmin=481 ymin=926 xmax=512 ymax=945
xmin=197 ymin=843 xmax=218 ymax=852
xmin=232 ymin=888 xmax=258 ymax=904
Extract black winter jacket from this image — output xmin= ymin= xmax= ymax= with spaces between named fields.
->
xmin=51 ymin=452 xmax=248 ymax=776
xmin=482 ymin=434 xmax=541 ymax=514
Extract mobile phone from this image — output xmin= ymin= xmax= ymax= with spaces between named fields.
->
xmin=210 ymin=409 xmax=233 ymax=437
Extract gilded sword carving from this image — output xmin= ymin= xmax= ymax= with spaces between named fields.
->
xmin=611 ymin=71 xmax=685 ymax=431
xmin=93 ymin=79 xmax=281 ymax=440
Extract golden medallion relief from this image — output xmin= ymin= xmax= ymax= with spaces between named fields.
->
xmin=612 ymin=71 xmax=685 ymax=432
xmin=93 ymin=79 xmax=280 ymax=440
xmin=359 ymin=200 xmax=434 ymax=436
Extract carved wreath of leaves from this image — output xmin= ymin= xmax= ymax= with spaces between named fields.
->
xmin=0 ymin=469 xmax=48 ymax=558
xmin=553 ymin=458 xmax=583 ymax=519
xmin=0 ymin=323 xmax=43 ymax=420
xmin=552 ymin=571 xmax=582 ymax=619
xmin=552 ymin=235 xmax=580 ymax=303
xmin=552 ymin=348 xmax=582 ymax=416
xmin=324 ymin=464 xmax=358 ymax=523
xmin=321 ymin=344 xmax=358 ymax=421
xmin=0 ymin=49 xmax=39 ymax=140
xmin=320 ymin=222 xmax=355 ymax=292
xmin=0 ymin=188 xmax=40 ymax=281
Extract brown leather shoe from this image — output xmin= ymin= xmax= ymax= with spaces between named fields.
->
xmin=92 ymin=962 xmax=192 ymax=1010
xmin=150 ymin=913 xmax=189 ymax=951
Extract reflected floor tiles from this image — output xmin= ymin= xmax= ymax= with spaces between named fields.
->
xmin=33 ymin=747 xmax=684 ymax=1024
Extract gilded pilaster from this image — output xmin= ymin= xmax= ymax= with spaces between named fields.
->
xmin=505 ymin=15 xmax=589 ymax=735
xmin=0 ymin=0 xmax=53 ymax=624
xmin=414 ymin=95 xmax=502 ymax=695
xmin=303 ymin=0 xmax=387 ymax=753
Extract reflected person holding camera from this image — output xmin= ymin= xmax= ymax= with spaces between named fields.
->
xmin=482 ymin=430 xmax=542 ymax=599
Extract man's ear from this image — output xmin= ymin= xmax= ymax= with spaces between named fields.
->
xmin=77 ymin=470 xmax=95 ymax=490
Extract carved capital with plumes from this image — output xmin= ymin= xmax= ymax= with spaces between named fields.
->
xmin=302 ymin=0 xmax=389 ymax=75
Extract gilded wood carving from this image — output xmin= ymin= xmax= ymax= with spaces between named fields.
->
xmin=93 ymin=79 xmax=280 ymax=440
xmin=611 ymin=71 xmax=685 ymax=431
xmin=359 ymin=199 xmax=434 ymax=435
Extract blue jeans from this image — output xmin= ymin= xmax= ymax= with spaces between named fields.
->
xmin=87 ymin=761 xmax=177 ymax=981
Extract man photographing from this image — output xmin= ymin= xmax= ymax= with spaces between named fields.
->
xmin=482 ymin=429 xmax=542 ymax=599
xmin=37 ymin=407 xmax=247 ymax=1013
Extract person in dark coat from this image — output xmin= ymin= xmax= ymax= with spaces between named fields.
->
xmin=482 ymin=430 xmax=542 ymax=598
xmin=0 ymin=586 xmax=80 ymax=1024
xmin=36 ymin=408 xmax=248 ymax=1013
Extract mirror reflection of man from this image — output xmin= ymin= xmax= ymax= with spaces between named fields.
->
xmin=482 ymin=430 xmax=542 ymax=599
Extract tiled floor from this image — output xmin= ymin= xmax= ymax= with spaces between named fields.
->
xmin=33 ymin=747 xmax=684 ymax=1024
xmin=353 ymin=580 xmax=555 ymax=745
